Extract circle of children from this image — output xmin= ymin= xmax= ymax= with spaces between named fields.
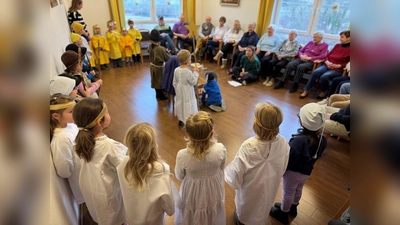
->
xmin=51 ymin=3 xmax=350 ymax=225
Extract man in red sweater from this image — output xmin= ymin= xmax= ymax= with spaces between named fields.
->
xmin=300 ymin=30 xmax=350 ymax=99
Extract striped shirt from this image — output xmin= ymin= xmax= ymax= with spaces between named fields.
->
xmin=67 ymin=11 xmax=87 ymax=33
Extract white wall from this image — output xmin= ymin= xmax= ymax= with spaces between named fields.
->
xmin=50 ymin=4 xmax=72 ymax=77
xmin=196 ymin=0 xmax=261 ymax=32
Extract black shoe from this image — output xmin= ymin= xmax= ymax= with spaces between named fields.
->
xmin=274 ymin=81 xmax=284 ymax=90
xmin=233 ymin=211 xmax=245 ymax=225
xmin=230 ymin=75 xmax=235 ymax=80
xmin=100 ymin=65 xmax=106 ymax=70
xmin=270 ymin=206 xmax=289 ymax=224
xmin=273 ymin=202 xmax=298 ymax=217
xmin=289 ymin=83 xmax=299 ymax=93
xmin=178 ymin=121 xmax=184 ymax=126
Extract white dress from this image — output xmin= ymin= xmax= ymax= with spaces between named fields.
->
xmin=173 ymin=67 xmax=199 ymax=123
xmin=117 ymin=160 xmax=179 ymax=225
xmin=51 ymin=123 xmax=84 ymax=204
xmin=224 ymin=135 xmax=290 ymax=225
xmin=50 ymin=153 xmax=79 ymax=225
xmin=78 ymin=135 xmax=127 ymax=225
xmin=175 ymin=143 xmax=226 ymax=225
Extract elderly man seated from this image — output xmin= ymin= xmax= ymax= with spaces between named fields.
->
xmin=173 ymin=14 xmax=194 ymax=50
xmin=263 ymin=29 xmax=299 ymax=87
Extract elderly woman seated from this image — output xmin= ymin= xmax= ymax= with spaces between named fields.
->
xmin=300 ymin=30 xmax=350 ymax=99
xmin=213 ymin=20 xmax=244 ymax=69
xmin=230 ymin=46 xmax=260 ymax=86
xmin=273 ymin=30 xmax=329 ymax=93
xmin=263 ymin=29 xmax=300 ymax=87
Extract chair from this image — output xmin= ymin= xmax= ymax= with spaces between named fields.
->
xmin=139 ymin=29 xmax=150 ymax=64
xmin=228 ymin=43 xmax=238 ymax=66
xmin=173 ymin=35 xmax=194 ymax=52
xmin=204 ymin=40 xmax=223 ymax=65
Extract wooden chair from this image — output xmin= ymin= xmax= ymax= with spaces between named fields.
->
xmin=138 ymin=29 xmax=151 ymax=64
xmin=228 ymin=43 xmax=238 ymax=66
xmin=204 ymin=40 xmax=223 ymax=65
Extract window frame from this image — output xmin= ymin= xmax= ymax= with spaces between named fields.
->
xmin=124 ymin=0 xmax=182 ymax=30
xmin=271 ymin=0 xmax=349 ymax=44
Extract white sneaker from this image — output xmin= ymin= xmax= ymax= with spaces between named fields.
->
xmin=221 ymin=99 xmax=227 ymax=111
xmin=265 ymin=80 xmax=274 ymax=86
xmin=263 ymin=77 xmax=271 ymax=85
xmin=209 ymin=105 xmax=222 ymax=112
xmin=317 ymin=98 xmax=328 ymax=105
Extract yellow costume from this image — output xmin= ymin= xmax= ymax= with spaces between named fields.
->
xmin=128 ymin=28 xmax=142 ymax=55
xmin=106 ymin=30 xmax=122 ymax=59
xmin=119 ymin=35 xmax=134 ymax=58
xmin=90 ymin=34 xmax=110 ymax=65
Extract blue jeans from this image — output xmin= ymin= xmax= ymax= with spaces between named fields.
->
xmin=339 ymin=83 xmax=350 ymax=94
xmin=161 ymin=35 xmax=176 ymax=52
xmin=205 ymin=40 xmax=220 ymax=55
xmin=304 ymin=65 xmax=342 ymax=91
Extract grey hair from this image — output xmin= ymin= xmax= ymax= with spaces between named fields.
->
xmin=233 ymin=20 xmax=241 ymax=34
xmin=268 ymin=24 xmax=277 ymax=31
xmin=290 ymin=29 xmax=298 ymax=36
xmin=249 ymin=22 xmax=256 ymax=29
xmin=313 ymin=30 xmax=325 ymax=39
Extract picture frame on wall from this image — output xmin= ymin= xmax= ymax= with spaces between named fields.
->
xmin=220 ymin=0 xmax=240 ymax=6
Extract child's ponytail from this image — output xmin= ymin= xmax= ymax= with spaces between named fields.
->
xmin=73 ymin=98 xmax=107 ymax=162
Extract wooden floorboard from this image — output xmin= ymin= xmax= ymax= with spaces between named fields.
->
xmin=97 ymin=58 xmax=350 ymax=225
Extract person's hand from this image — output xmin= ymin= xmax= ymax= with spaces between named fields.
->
xmin=79 ymin=29 xmax=87 ymax=36
xmin=278 ymin=55 xmax=284 ymax=60
xmin=326 ymin=113 xmax=331 ymax=120
xmin=181 ymin=34 xmax=187 ymax=39
xmin=193 ymin=66 xmax=199 ymax=73
xmin=265 ymin=51 xmax=271 ymax=56
xmin=160 ymin=33 xmax=165 ymax=37
xmin=89 ymin=70 xmax=95 ymax=75
xmin=255 ymin=48 xmax=260 ymax=54
xmin=238 ymin=46 xmax=244 ymax=52
xmin=96 ymin=79 xmax=103 ymax=86
xmin=240 ymin=72 xmax=245 ymax=76
xmin=204 ymin=36 xmax=209 ymax=41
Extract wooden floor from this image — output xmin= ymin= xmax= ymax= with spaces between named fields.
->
xmin=97 ymin=58 xmax=350 ymax=225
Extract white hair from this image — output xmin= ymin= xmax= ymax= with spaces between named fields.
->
xmin=290 ymin=29 xmax=298 ymax=36
xmin=313 ymin=30 xmax=325 ymax=39
xmin=268 ymin=24 xmax=277 ymax=31
xmin=249 ymin=22 xmax=256 ymax=29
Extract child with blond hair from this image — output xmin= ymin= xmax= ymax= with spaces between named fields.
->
xmin=175 ymin=111 xmax=227 ymax=225
xmin=127 ymin=19 xmax=142 ymax=63
xmin=225 ymin=102 xmax=290 ymax=225
xmin=91 ymin=25 xmax=110 ymax=70
xmin=106 ymin=20 xmax=123 ymax=68
xmin=173 ymin=49 xmax=199 ymax=126
xmin=120 ymin=28 xmax=134 ymax=66
xmin=117 ymin=122 xmax=178 ymax=225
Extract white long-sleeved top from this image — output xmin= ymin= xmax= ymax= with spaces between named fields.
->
xmin=78 ymin=135 xmax=128 ymax=225
xmin=117 ymin=160 xmax=178 ymax=225
xmin=211 ymin=25 xmax=229 ymax=39
xmin=223 ymin=28 xmax=244 ymax=44
xmin=224 ymin=135 xmax=290 ymax=225
xmin=51 ymin=123 xmax=84 ymax=204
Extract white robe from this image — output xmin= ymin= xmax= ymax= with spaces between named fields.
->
xmin=117 ymin=160 xmax=179 ymax=225
xmin=173 ymin=67 xmax=199 ymax=123
xmin=175 ymin=143 xmax=227 ymax=225
xmin=224 ymin=136 xmax=290 ymax=225
xmin=78 ymin=135 xmax=127 ymax=225
xmin=51 ymin=123 xmax=84 ymax=204
xmin=50 ymin=153 xmax=79 ymax=225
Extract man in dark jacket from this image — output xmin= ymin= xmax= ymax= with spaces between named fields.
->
xmin=325 ymin=104 xmax=350 ymax=137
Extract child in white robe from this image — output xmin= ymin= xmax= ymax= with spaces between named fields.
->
xmin=173 ymin=49 xmax=199 ymax=126
xmin=224 ymin=102 xmax=290 ymax=225
xmin=175 ymin=111 xmax=227 ymax=225
xmin=117 ymin=122 xmax=179 ymax=225
xmin=73 ymin=98 xmax=127 ymax=225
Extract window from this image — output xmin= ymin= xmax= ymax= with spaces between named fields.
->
xmin=272 ymin=0 xmax=350 ymax=47
xmin=124 ymin=0 xmax=182 ymax=30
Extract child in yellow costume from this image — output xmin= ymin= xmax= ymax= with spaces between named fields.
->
xmin=120 ymin=28 xmax=134 ymax=66
xmin=106 ymin=20 xmax=123 ymax=68
xmin=127 ymin=19 xmax=142 ymax=63
xmin=90 ymin=25 xmax=110 ymax=70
